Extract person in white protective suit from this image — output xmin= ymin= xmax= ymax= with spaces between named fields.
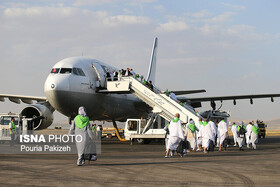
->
xmin=163 ymin=123 xmax=170 ymax=153
xmin=251 ymin=122 xmax=260 ymax=149
xmin=237 ymin=121 xmax=247 ymax=151
xmin=246 ymin=122 xmax=253 ymax=148
xmin=185 ymin=119 xmax=198 ymax=152
xmin=208 ymin=119 xmax=217 ymax=145
xmin=217 ymin=118 xmax=229 ymax=151
xmin=200 ymin=119 xmax=213 ymax=153
xmin=196 ymin=118 xmax=203 ymax=151
xmin=216 ymin=121 xmax=220 ymax=147
xmin=165 ymin=113 xmax=185 ymax=158
xmin=69 ymin=106 xmax=95 ymax=166
xmin=231 ymin=122 xmax=238 ymax=146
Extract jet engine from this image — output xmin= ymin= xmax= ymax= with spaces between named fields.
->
xmin=20 ymin=102 xmax=54 ymax=130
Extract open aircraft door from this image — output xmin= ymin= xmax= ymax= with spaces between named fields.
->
xmin=91 ymin=62 xmax=106 ymax=88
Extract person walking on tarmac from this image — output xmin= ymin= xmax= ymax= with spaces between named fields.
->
xmin=163 ymin=123 xmax=170 ymax=153
xmin=217 ymin=118 xmax=229 ymax=151
xmin=165 ymin=113 xmax=184 ymax=158
xmin=185 ymin=118 xmax=198 ymax=152
xmin=69 ymin=106 xmax=95 ymax=166
xmin=231 ymin=122 xmax=238 ymax=146
xmin=9 ymin=117 xmax=16 ymax=146
xmin=237 ymin=122 xmax=247 ymax=151
xmin=251 ymin=122 xmax=260 ymax=149
xmin=196 ymin=118 xmax=203 ymax=151
xmin=246 ymin=122 xmax=253 ymax=148
xmin=200 ymin=119 xmax=213 ymax=153
xmin=208 ymin=118 xmax=217 ymax=149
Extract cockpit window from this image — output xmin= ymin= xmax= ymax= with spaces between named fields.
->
xmin=51 ymin=67 xmax=85 ymax=76
xmin=51 ymin=68 xmax=60 ymax=74
xmin=73 ymin=68 xmax=79 ymax=75
xmin=60 ymin=68 xmax=72 ymax=74
xmin=73 ymin=68 xmax=86 ymax=76
xmin=77 ymin=68 xmax=86 ymax=76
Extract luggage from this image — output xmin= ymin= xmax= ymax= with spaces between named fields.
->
xmin=83 ymin=140 xmax=97 ymax=162
xmin=238 ymin=126 xmax=246 ymax=138
xmin=208 ymin=140 xmax=215 ymax=151
xmin=222 ymin=137 xmax=229 ymax=148
xmin=83 ymin=153 xmax=93 ymax=161
xmin=176 ymin=140 xmax=187 ymax=154
xmin=186 ymin=141 xmax=190 ymax=150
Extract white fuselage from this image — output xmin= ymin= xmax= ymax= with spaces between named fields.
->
xmin=44 ymin=57 xmax=150 ymax=121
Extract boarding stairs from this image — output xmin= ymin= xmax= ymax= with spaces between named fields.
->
xmin=105 ymin=77 xmax=201 ymax=128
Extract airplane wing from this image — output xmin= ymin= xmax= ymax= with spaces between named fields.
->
xmin=177 ymin=93 xmax=280 ymax=108
xmin=0 ymin=94 xmax=47 ymax=104
xmin=186 ymin=93 xmax=280 ymax=102
xmin=172 ymin=89 xmax=206 ymax=95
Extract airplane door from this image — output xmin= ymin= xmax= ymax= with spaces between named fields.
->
xmin=91 ymin=62 xmax=106 ymax=88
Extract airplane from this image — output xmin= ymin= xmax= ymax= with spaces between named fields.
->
xmin=1 ymin=37 xmax=280 ymax=131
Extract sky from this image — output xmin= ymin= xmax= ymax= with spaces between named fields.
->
xmin=0 ymin=0 xmax=280 ymax=124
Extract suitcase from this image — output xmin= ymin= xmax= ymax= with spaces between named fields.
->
xmin=222 ymin=137 xmax=230 ymax=148
xmin=176 ymin=140 xmax=187 ymax=154
xmin=208 ymin=140 xmax=215 ymax=151
xmin=83 ymin=140 xmax=97 ymax=162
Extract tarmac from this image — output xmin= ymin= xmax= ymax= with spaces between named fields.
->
xmin=0 ymin=137 xmax=280 ymax=187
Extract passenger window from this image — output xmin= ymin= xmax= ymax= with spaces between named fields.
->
xmin=60 ymin=68 xmax=72 ymax=74
xmin=51 ymin=68 xmax=60 ymax=74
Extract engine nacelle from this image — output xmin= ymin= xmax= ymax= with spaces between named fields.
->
xmin=20 ymin=103 xmax=54 ymax=130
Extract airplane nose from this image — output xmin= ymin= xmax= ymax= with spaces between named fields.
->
xmin=44 ymin=74 xmax=70 ymax=112
xmin=44 ymin=75 xmax=70 ymax=93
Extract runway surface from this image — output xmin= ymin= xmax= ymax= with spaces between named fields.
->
xmin=0 ymin=137 xmax=279 ymax=186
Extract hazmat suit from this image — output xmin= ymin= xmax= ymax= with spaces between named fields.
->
xmin=237 ymin=122 xmax=247 ymax=150
xmin=251 ymin=123 xmax=260 ymax=149
xmin=231 ymin=123 xmax=238 ymax=146
xmin=217 ymin=120 xmax=228 ymax=147
xmin=208 ymin=120 xmax=217 ymax=144
xmin=185 ymin=119 xmax=198 ymax=151
xmin=167 ymin=118 xmax=184 ymax=151
xmin=69 ymin=107 xmax=95 ymax=166
xmin=246 ymin=123 xmax=253 ymax=148
xmin=164 ymin=123 xmax=170 ymax=151
xmin=196 ymin=120 xmax=203 ymax=151
xmin=200 ymin=121 xmax=212 ymax=150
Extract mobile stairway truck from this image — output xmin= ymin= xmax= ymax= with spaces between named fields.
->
xmin=124 ymin=115 xmax=168 ymax=144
